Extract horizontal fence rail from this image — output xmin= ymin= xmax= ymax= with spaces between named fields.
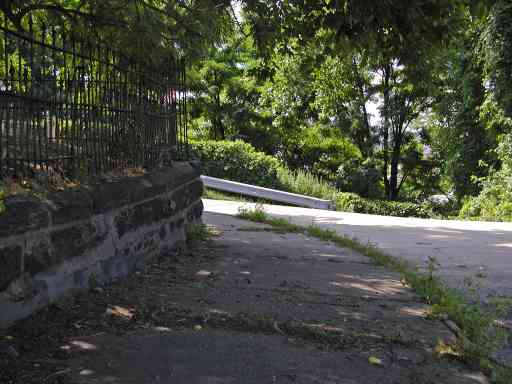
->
xmin=0 ymin=14 xmax=187 ymax=180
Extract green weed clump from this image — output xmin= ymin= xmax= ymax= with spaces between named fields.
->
xmin=0 ymin=190 xmax=5 ymax=215
xmin=185 ymin=223 xmax=211 ymax=243
xmin=276 ymin=168 xmax=337 ymax=200
xmin=203 ymin=188 xmax=252 ymax=202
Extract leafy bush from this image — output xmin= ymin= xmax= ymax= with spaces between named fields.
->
xmin=459 ymin=134 xmax=512 ymax=222
xmin=190 ymin=140 xmax=285 ymax=189
xmin=335 ymin=158 xmax=382 ymax=198
xmin=276 ymin=168 xmax=337 ymax=200
xmin=459 ymin=179 xmax=512 ymax=222
xmin=284 ymin=131 xmax=362 ymax=180
xmin=335 ymin=192 xmax=434 ymax=218
xmin=191 ymin=139 xmax=434 ymax=218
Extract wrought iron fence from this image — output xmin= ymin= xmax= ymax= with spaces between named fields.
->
xmin=0 ymin=15 xmax=187 ymax=180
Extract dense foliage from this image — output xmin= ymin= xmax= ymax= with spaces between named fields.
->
xmin=191 ymin=140 xmax=435 ymax=218
xmin=460 ymin=133 xmax=512 ymax=222
xmin=0 ymin=0 xmax=234 ymax=67
xmin=190 ymin=140 xmax=284 ymax=189
xmin=1 ymin=1 xmax=511 ymax=221
xmin=186 ymin=1 xmax=512 ymax=222
xmin=334 ymin=193 xmax=434 ymax=219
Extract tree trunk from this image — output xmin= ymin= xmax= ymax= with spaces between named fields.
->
xmin=381 ymin=64 xmax=391 ymax=198
xmin=388 ymin=133 xmax=402 ymax=200
xmin=213 ymin=72 xmax=225 ymax=140
xmin=217 ymin=117 xmax=225 ymax=140
xmin=351 ymin=57 xmax=372 ymax=157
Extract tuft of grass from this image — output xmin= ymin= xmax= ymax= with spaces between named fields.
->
xmin=238 ymin=205 xmax=303 ymax=232
xmin=185 ymin=223 xmax=211 ymax=243
xmin=203 ymin=188 xmax=252 ymax=202
xmin=0 ymin=190 xmax=5 ymax=215
xmin=203 ymin=188 xmax=286 ymax=206
xmin=277 ymin=168 xmax=336 ymax=200
xmin=237 ymin=205 xmax=512 ymax=383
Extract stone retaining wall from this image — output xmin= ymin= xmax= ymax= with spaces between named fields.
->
xmin=0 ymin=162 xmax=203 ymax=327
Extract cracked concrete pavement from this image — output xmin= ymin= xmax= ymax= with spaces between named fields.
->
xmin=203 ymin=199 xmax=512 ymax=300
xmin=1 ymin=211 xmax=489 ymax=384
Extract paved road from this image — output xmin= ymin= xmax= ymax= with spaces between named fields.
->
xmin=203 ymin=199 xmax=512 ymax=300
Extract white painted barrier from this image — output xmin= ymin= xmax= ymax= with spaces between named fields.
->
xmin=201 ymin=175 xmax=334 ymax=211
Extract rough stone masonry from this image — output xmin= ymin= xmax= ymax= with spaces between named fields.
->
xmin=0 ymin=162 xmax=203 ymax=327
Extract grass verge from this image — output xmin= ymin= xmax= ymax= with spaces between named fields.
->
xmin=0 ymin=190 xmax=5 ymax=215
xmin=203 ymin=188 xmax=253 ymax=202
xmin=203 ymin=187 xmax=294 ymax=206
xmin=238 ymin=205 xmax=512 ymax=384
xmin=185 ymin=223 xmax=212 ymax=243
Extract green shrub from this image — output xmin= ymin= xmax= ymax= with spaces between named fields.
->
xmin=276 ymin=168 xmax=337 ymax=200
xmin=190 ymin=140 xmax=285 ymax=189
xmin=191 ymin=139 xmax=434 ymax=218
xmin=460 ymin=186 xmax=512 ymax=222
xmin=333 ymin=192 xmax=365 ymax=212
xmin=335 ymin=193 xmax=434 ymax=218
xmin=459 ymin=134 xmax=512 ymax=222
xmin=335 ymin=158 xmax=383 ymax=198
xmin=285 ymin=131 xmax=362 ymax=180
